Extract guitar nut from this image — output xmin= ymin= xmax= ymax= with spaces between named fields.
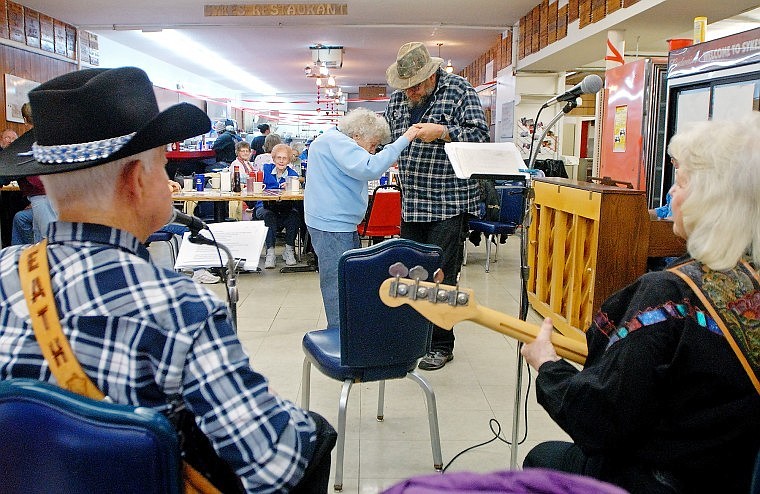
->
xmin=456 ymin=292 xmax=469 ymax=305
xmin=436 ymin=290 xmax=448 ymax=302
xmin=397 ymin=284 xmax=409 ymax=296
xmin=417 ymin=286 xmax=428 ymax=298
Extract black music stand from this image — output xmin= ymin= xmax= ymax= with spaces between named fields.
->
xmin=445 ymin=141 xmax=532 ymax=467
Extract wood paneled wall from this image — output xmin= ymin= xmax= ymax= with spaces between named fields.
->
xmin=0 ymin=42 xmax=75 ymax=135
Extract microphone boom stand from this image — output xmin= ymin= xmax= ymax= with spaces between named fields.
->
xmin=187 ymin=232 xmax=240 ymax=332
xmin=509 ymin=98 xmax=578 ymax=468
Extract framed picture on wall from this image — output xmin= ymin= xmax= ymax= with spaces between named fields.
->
xmin=5 ymin=74 xmax=40 ymax=123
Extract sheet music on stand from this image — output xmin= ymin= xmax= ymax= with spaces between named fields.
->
xmin=174 ymin=220 xmax=268 ymax=272
xmin=444 ymin=142 xmax=528 ymax=179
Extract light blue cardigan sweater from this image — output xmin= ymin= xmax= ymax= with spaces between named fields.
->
xmin=304 ymin=127 xmax=410 ymax=232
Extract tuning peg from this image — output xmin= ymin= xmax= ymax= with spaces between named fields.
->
xmin=409 ymin=265 xmax=428 ymax=281
xmin=433 ymin=268 xmax=444 ymax=284
xmin=388 ymin=262 xmax=409 ymax=278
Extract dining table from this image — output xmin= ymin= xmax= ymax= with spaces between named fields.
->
xmin=172 ymin=188 xmax=304 ymax=223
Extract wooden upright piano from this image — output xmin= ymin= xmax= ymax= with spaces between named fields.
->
xmin=527 ymin=177 xmax=686 ymax=338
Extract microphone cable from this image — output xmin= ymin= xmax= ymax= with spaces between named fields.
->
xmin=441 ymin=363 xmax=533 ymax=473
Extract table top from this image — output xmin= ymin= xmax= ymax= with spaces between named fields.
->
xmin=165 ymin=150 xmax=216 ymax=160
xmin=172 ymin=189 xmax=304 ymax=201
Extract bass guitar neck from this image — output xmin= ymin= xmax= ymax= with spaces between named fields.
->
xmin=379 ymin=277 xmax=587 ymax=365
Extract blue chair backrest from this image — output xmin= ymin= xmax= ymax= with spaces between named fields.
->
xmin=496 ymin=178 xmax=527 ymax=225
xmin=0 ymin=378 xmax=182 ymax=494
xmin=338 ymin=238 xmax=441 ymax=369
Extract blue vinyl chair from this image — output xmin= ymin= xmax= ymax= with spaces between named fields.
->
xmin=464 ymin=179 xmax=527 ymax=272
xmin=301 ymin=238 xmax=443 ymax=491
xmin=0 ymin=378 xmax=182 ymax=494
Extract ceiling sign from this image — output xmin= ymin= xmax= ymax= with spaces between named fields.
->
xmin=204 ymin=3 xmax=348 ymax=16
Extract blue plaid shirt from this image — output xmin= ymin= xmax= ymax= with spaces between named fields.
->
xmin=0 ymin=222 xmax=315 ymax=493
xmin=384 ymin=69 xmax=489 ymax=222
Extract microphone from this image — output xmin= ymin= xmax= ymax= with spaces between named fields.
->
xmin=544 ymin=74 xmax=603 ymax=106
xmin=170 ymin=209 xmax=208 ymax=233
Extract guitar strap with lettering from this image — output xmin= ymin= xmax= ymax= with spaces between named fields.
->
xmin=668 ymin=259 xmax=760 ymax=395
xmin=18 ymin=240 xmax=221 ymax=494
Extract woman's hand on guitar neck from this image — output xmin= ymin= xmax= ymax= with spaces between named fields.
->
xmin=521 ymin=318 xmax=561 ymax=370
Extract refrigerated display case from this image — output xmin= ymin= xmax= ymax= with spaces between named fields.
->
xmin=659 ymin=27 xmax=760 ymax=205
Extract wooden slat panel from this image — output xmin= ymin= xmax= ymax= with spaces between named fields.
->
xmin=539 ymin=0 xmax=549 ymax=50
xmin=591 ymin=0 xmax=606 ymax=23
xmin=7 ymin=1 xmax=23 ymax=43
xmin=606 ymin=0 xmax=623 ymax=15
xmin=39 ymin=13 xmax=54 ymax=52
xmin=568 ymin=0 xmax=579 ymax=23
xmin=557 ymin=4 xmax=568 ymax=40
xmin=53 ymin=19 xmax=66 ymax=55
xmin=579 ymin=0 xmax=592 ymax=29
xmin=65 ymin=24 xmax=76 ymax=59
xmin=23 ymin=6 xmax=39 ymax=48
xmin=547 ymin=0 xmax=558 ymax=45
xmin=549 ymin=210 xmax=568 ymax=315
xmin=0 ymin=0 xmax=8 ymax=39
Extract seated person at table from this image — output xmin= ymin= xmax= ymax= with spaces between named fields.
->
xmin=253 ymin=133 xmax=282 ymax=168
xmin=256 ymin=143 xmax=300 ymax=269
xmin=11 ymin=206 xmax=33 ymax=245
xmin=0 ymin=67 xmax=336 ymax=493
xmin=521 ymin=115 xmax=760 ymax=493
xmin=212 ymin=121 xmax=237 ymax=164
xmin=231 ymin=140 xmax=258 ymax=181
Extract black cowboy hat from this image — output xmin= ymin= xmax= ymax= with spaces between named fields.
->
xmin=0 ymin=66 xmax=210 ymax=178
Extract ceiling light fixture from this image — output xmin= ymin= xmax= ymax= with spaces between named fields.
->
xmin=437 ymin=42 xmax=454 ymax=74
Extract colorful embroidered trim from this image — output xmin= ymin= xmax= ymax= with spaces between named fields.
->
xmin=601 ymin=300 xmax=719 ymax=350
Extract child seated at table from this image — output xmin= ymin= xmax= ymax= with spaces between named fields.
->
xmin=255 ymin=144 xmax=301 ymax=268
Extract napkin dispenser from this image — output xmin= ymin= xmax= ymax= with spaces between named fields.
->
xmin=220 ymin=170 xmax=232 ymax=192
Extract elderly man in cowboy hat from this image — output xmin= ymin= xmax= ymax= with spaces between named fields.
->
xmin=384 ymin=42 xmax=489 ymax=371
xmin=0 ymin=67 xmax=335 ymax=493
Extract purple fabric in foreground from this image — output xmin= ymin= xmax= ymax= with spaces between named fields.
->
xmin=381 ymin=468 xmax=629 ymax=494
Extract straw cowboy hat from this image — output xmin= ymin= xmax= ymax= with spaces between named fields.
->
xmin=0 ymin=66 xmax=210 ymax=178
xmin=386 ymin=42 xmax=443 ymax=90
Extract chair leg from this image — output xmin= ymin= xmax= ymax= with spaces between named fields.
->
xmin=301 ymin=358 xmax=311 ymax=409
xmin=406 ymin=370 xmax=443 ymax=471
xmin=484 ymin=234 xmax=494 ymax=273
xmin=493 ymin=235 xmax=500 ymax=264
xmin=334 ymin=379 xmax=353 ymax=492
xmin=376 ymin=380 xmax=385 ymax=421
xmin=462 ymin=238 xmax=468 ymax=266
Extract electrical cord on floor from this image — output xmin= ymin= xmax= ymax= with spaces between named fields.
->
xmin=441 ymin=363 xmax=533 ymax=473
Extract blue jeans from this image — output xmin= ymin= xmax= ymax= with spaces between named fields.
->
xmin=307 ymin=227 xmax=360 ymax=329
xmin=11 ymin=208 xmax=34 ymax=245
xmin=29 ymin=195 xmax=57 ymax=242
xmin=256 ymin=204 xmax=300 ymax=249
xmin=401 ymin=213 xmax=470 ymax=352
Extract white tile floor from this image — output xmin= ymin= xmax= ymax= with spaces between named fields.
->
xmin=150 ymin=232 xmax=570 ymax=493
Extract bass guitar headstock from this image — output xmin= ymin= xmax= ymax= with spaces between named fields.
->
xmin=379 ymin=262 xmax=480 ymax=328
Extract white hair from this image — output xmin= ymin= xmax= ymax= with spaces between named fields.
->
xmin=338 ymin=108 xmax=391 ymax=145
xmin=667 ymin=112 xmax=760 ymax=270
xmin=41 ymin=148 xmax=160 ymax=213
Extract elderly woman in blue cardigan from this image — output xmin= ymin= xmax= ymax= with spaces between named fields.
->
xmin=304 ymin=108 xmax=419 ymax=329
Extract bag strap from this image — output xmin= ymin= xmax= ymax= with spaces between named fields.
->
xmin=18 ymin=241 xmax=222 ymax=494
xmin=19 ymin=240 xmax=105 ymax=400
xmin=668 ymin=259 xmax=760 ymax=394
